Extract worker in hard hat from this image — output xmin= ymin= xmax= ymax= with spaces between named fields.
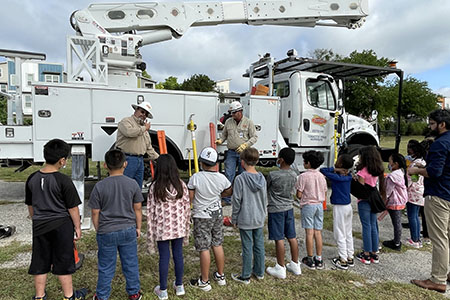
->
xmin=116 ymin=101 xmax=159 ymax=188
xmin=216 ymin=101 xmax=258 ymax=205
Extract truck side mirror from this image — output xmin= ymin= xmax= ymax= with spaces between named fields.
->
xmin=371 ymin=110 xmax=378 ymax=120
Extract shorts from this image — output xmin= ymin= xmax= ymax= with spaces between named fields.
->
xmin=301 ymin=204 xmax=323 ymax=230
xmin=268 ymin=209 xmax=296 ymax=240
xmin=28 ymin=219 xmax=75 ymax=275
xmin=193 ymin=210 xmax=223 ymax=251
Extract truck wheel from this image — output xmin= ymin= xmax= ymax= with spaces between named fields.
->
xmin=342 ymin=144 xmax=364 ymax=168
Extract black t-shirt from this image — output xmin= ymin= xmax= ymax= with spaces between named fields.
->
xmin=25 ymin=171 xmax=81 ymax=236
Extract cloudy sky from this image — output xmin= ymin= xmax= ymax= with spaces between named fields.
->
xmin=1 ymin=0 xmax=449 ymax=96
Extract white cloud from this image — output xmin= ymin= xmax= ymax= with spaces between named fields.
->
xmin=436 ymin=87 xmax=450 ymax=98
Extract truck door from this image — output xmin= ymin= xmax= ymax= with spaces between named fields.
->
xmin=300 ymin=76 xmax=337 ymax=147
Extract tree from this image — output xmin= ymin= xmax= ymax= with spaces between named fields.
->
xmin=180 ymin=74 xmax=215 ymax=92
xmin=384 ymin=76 xmax=439 ymax=120
xmin=309 ymin=48 xmax=343 ymax=61
xmin=0 ymin=96 xmax=6 ymax=125
xmin=141 ymin=70 xmax=151 ymax=79
xmin=340 ymin=50 xmax=393 ymax=119
xmin=156 ymin=76 xmax=181 ymax=90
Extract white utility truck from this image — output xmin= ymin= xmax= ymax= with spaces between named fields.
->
xmin=0 ymin=0 xmax=378 ymax=172
xmin=1 ymin=0 xmax=407 ymax=225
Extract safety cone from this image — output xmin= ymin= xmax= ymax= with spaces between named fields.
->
xmin=74 ymin=241 xmax=84 ymax=270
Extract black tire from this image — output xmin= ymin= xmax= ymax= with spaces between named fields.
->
xmin=341 ymin=144 xmax=364 ymax=169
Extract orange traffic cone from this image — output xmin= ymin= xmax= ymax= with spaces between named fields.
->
xmin=74 ymin=241 xmax=84 ymax=270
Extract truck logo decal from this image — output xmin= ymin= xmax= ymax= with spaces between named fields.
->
xmin=72 ymin=132 xmax=85 ymax=140
xmin=311 ymin=115 xmax=327 ymax=126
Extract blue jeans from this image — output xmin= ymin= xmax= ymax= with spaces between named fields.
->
xmin=239 ymin=228 xmax=265 ymax=279
xmin=157 ymin=238 xmax=184 ymax=290
xmin=124 ymin=155 xmax=144 ymax=188
xmin=223 ymin=150 xmax=243 ymax=203
xmin=358 ymin=201 xmax=379 ymax=253
xmin=96 ymin=226 xmax=140 ymax=300
xmin=407 ymin=202 xmax=421 ymax=242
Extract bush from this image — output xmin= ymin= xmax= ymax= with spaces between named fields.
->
xmin=406 ymin=121 xmax=427 ymax=136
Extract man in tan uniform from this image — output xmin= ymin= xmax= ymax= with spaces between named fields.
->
xmin=116 ymin=101 xmax=159 ymax=188
xmin=216 ymin=101 xmax=258 ymax=205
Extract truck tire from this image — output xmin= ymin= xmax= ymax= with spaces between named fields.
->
xmin=341 ymin=144 xmax=364 ymax=168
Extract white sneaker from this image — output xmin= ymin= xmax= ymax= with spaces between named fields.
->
xmin=405 ymin=238 xmax=421 ymax=249
xmin=266 ymin=263 xmax=286 ymax=279
xmin=173 ymin=281 xmax=185 ymax=296
xmin=286 ymin=260 xmax=302 ymax=275
xmin=213 ymin=272 xmax=226 ymax=286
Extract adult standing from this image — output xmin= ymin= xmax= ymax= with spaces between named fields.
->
xmin=216 ymin=101 xmax=258 ymax=205
xmin=116 ymin=101 xmax=159 ymax=188
xmin=410 ymin=109 xmax=450 ymax=293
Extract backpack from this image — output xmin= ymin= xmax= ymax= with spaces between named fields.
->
xmin=351 ymin=180 xmax=386 ymax=213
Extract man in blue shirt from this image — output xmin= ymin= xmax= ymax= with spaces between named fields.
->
xmin=410 ymin=109 xmax=450 ymax=293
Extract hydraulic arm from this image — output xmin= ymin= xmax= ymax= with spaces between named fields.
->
xmin=70 ymin=1 xmax=368 ymax=69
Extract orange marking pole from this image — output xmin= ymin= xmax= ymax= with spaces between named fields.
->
xmin=209 ymin=122 xmax=219 ymax=171
xmin=157 ymin=130 xmax=168 ymax=154
xmin=323 ymin=200 xmax=327 ymax=211
xmin=150 ymin=130 xmax=168 ymax=180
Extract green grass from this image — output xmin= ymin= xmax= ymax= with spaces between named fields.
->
xmin=379 ymin=135 xmax=424 ymax=156
xmin=0 ymin=159 xmax=109 ymax=182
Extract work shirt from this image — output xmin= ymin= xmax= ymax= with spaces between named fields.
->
xmin=116 ymin=115 xmax=159 ymax=160
xmin=220 ymin=116 xmax=257 ymax=150
xmin=424 ymin=130 xmax=450 ymax=201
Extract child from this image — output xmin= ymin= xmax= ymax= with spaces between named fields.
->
xmin=266 ymin=147 xmax=301 ymax=279
xmin=89 ymin=149 xmax=143 ymax=300
xmin=231 ymin=147 xmax=267 ymax=284
xmin=296 ymin=150 xmax=327 ymax=270
xmin=355 ymin=146 xmax=385 ymax=265
xmin=405 ymin=140 xmax=426 ymax=248
xmin=147 ymin=154 xmax=191 ymax=300
xmin=320 ymin=154 xmax=354 ymax=270
xmin=382 ymin=153 xmax=408 ymax=251
xmin=188 ymin=147 xmax=232 ymax=291
xmin=25 ymin=139 xmax=87 ymax=300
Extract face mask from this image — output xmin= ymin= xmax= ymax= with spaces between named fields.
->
xmin=276 ymin=162 xmax=281 ymax=168
xmin=388 ymin=164 xmax=392 ymax=172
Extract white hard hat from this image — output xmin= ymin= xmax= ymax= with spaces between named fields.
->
xmin=198 ymin=147 xmax=218 ymax=166
xmin=229 ymin=101 xmax=243 ymax=113
xmin=132 ymin=101 xmax=153 ymax=118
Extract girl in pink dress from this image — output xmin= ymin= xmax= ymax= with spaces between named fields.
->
xmin=147 ymin=154 xmax=191 ymax=300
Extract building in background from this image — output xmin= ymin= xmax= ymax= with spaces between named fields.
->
xmin=215 ymin=78 xmax=231 ymax=94
xmin=0 ymin=62 xmax=7 ymax=92
xmin=4 ymin=60 xmax=63 ymax=116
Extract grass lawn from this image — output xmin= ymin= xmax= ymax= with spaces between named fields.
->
xmin=0 ymin=225 xmax=445 ymax=300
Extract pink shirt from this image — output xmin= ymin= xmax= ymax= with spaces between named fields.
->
xmin=407 ymin=158 xmax=425 ymax=206
xmin=385 ymin=169 xmax=408 ymax=210
xmin=295 ymin=169 xmax=327 ymax=207
xmin=356 ymin=167 xmax=378 ymax=203
xmin=146 ymin=181 xmax=191 ymax=254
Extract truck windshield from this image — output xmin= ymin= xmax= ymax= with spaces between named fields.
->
xmin=306 ymin=79 xmax=335 ymax=110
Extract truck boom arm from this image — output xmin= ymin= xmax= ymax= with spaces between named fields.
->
xmin=72 ymin=0 xmax=368 ymax=45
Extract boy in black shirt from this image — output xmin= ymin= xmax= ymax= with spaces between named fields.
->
xmin=26 ymin=139 xmax=87 ymax=300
